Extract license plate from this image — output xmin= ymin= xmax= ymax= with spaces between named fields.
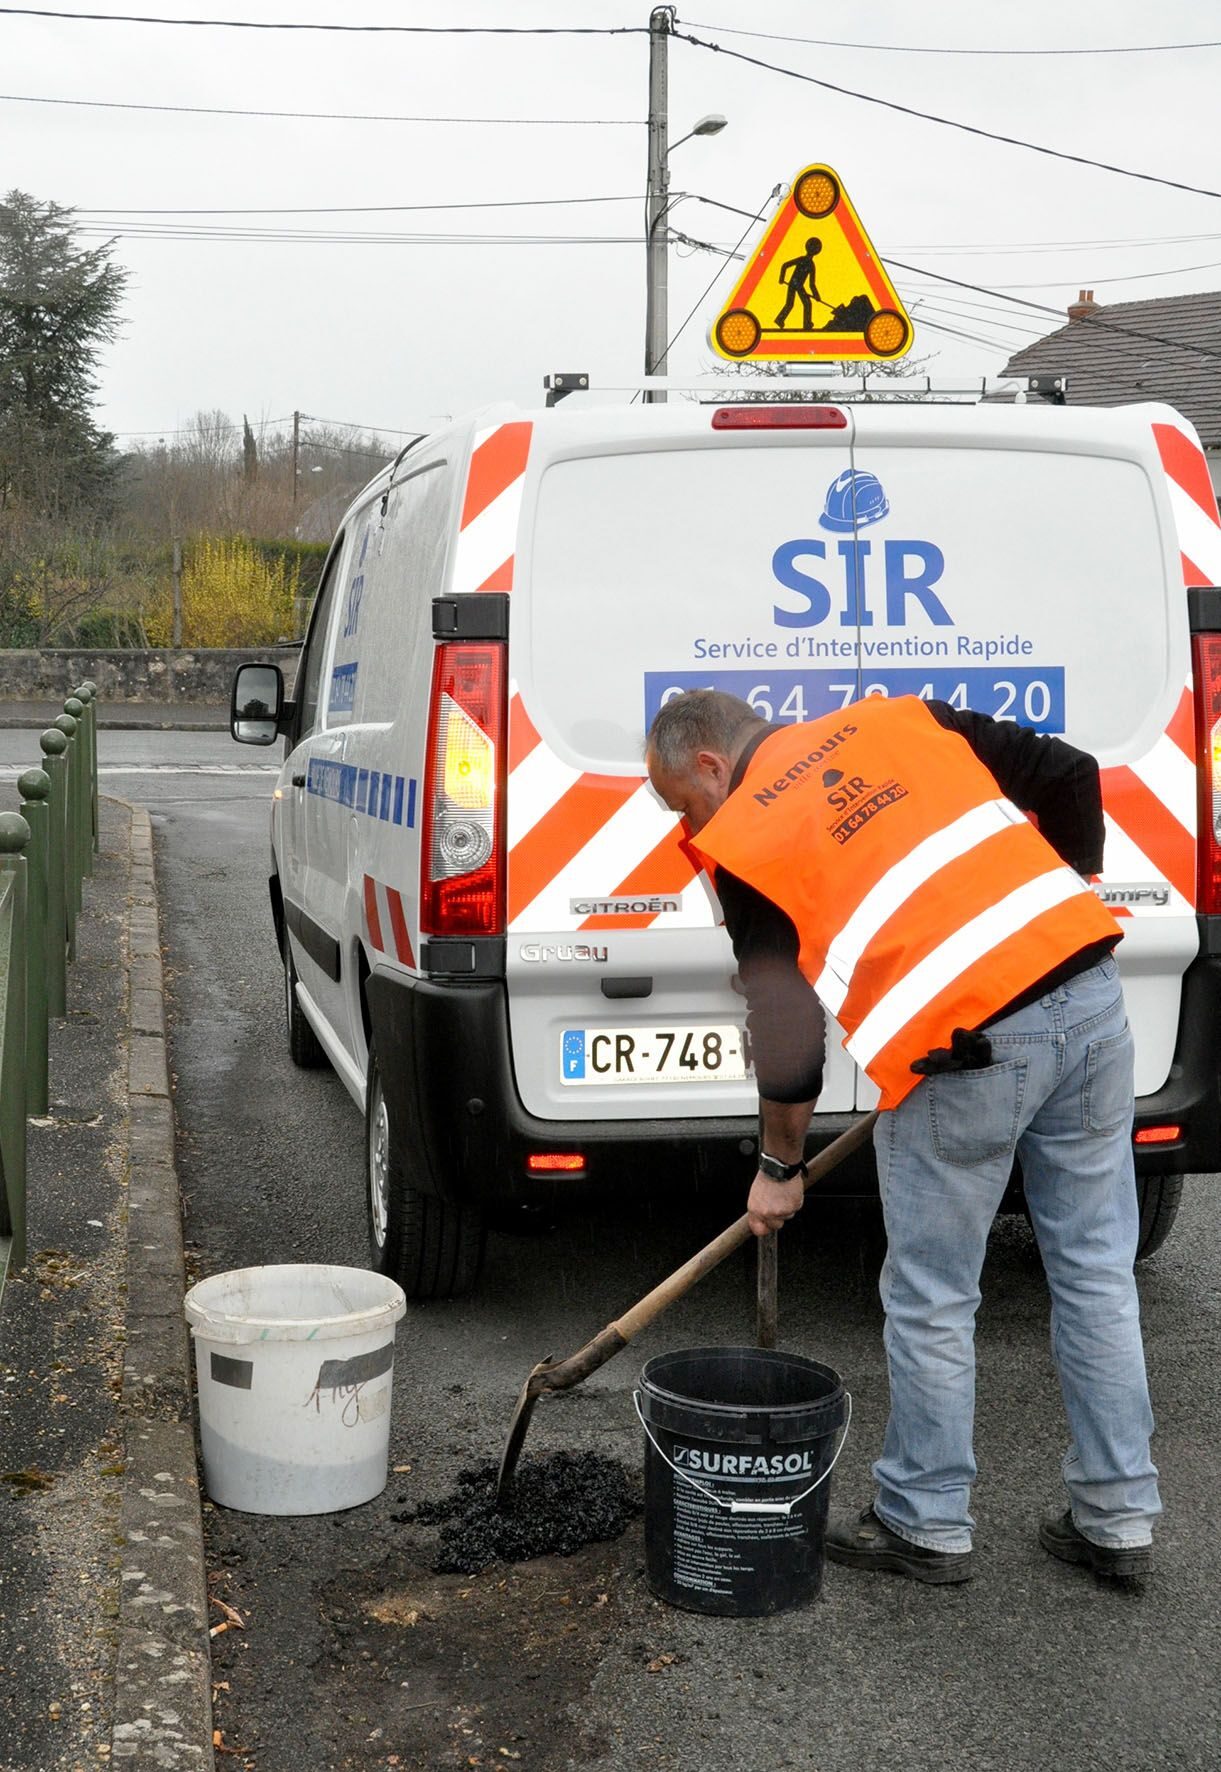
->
xmin=560 ymin=1024 xmax=750 ymax=1085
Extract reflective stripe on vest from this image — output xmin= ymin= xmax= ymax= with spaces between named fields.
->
xmin=693 ymin=698 xmax=1121 ymax=1109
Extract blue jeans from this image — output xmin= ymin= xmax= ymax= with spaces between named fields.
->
xmin=871 ymin=955 xmax=1161 ymax=1553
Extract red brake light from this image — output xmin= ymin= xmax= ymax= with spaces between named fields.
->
xmin=711 ymin=405 xmax=848 ymax=431
xmin=421 ymin=641 xmax=506 ymax=937
xmin=1134 ymin=1125 xmax=1182 ymax=1146
xmin=527 ymin=1153 xmax=586 ymax=1173
xmin=1192 ymin=632 xmax=1221 ymax=913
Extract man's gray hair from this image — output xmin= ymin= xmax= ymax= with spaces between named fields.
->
xmin=647 ymin=689 xmax=766 ymax=772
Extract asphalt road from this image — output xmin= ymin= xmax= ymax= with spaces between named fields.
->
xmin=13 ymin=730 xmax=1218 ymax=1772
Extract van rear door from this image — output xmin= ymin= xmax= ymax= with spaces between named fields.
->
xmin=505 ymin=407 xmax=862 ymax=1124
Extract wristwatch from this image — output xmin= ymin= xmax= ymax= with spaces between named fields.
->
xmin=757 ymin=1151 xmax=808 ymax=1183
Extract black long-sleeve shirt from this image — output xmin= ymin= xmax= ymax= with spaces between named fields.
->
xmin=716 ymin=703 xmax=1116 ymax=1104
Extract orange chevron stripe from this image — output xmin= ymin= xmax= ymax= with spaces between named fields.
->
xmin=460 ymin=422 xmax=532 ymax=530
xmin=386 ymin=888 xmax=415 ymax=969
xmin=476 ymin=555 xmax=515 ymax=592
xmin=578 ymin=825 xmax=701 ymax=930
xmin=508 ymin=693 xmax=542 ymax=773
xmin=1101 ymin=766 xmax=1195 ymax=904
xmin=507 ymin=773 xmax=639 ymax=924
xmin=1154 ymin=422 xmax=1220 ymax=524
xmin=363 ymin=874 xmax=383 ymax=951
xmin=1166 ymin=685 xmax=1196 ymax=762
xmin=1181 ymin=550 xmax=1210 ymax=587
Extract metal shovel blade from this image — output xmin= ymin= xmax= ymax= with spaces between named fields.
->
xmin=495 ymin=1359 xmax=556 ymax=1507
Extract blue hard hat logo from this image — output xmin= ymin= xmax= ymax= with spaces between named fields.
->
xmin=819 ymin=469 xmax=889 ymax=533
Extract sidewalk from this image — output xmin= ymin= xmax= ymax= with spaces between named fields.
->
xmin=0 ymin=796 xmax=213 ymax=1771
xmin=0 ymin=700 xmax=230 ymax=733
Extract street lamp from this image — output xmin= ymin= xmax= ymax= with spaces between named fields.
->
xmin=645 ymin=7 xmax=727 ymax=400
xmin=671 ymin=113 xmax=728 ymax=153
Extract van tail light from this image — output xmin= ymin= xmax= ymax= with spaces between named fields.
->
xmin=421 ymin=641 xmax=507 ymax=937
xmin=1192 ymin=632 xmax=1221 ymax=914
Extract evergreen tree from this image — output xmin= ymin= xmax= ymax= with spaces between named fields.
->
xmin=242 ymin=414 xmax=258 ymax=483
xmin=0 ymin=191 xmax=128 ymax=517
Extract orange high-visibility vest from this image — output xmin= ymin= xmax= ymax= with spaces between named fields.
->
xmin=693 ymin=697 xmax=1122 ymax=1109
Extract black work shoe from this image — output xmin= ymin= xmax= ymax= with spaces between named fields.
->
xmin=1038 ymin=1510 xmax=1152 ymax=1591
xmin=826 ymin=1506 xmax=973 ymax=1585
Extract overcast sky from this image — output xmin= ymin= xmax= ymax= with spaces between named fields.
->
xmin=5 ymin=0 xmax=1221 ymax=452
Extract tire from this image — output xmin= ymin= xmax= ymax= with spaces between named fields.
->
xmin=365 ymin=1043 xmax=486 ymax=1299
xmin=1134 ymin=1173 xmax=1184 ymax=1262
xmin=283 ymin=937 xmax=324 ymax=1068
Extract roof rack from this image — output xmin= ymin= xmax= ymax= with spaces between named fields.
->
xmin=543 ymin=371 xmax=1058 ymax=406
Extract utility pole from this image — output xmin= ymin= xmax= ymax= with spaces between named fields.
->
xmin=291 ymin=409 xmax=300 ymax=505
xmin=644 ymin=5 xmax=674 ymax=404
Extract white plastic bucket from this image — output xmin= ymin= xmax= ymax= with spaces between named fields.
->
xmin=184 ymin=1263 xmax=407 ymax=1516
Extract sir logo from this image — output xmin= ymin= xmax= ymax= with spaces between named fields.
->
xmin=772 ymin=471 xmax=953 ymax=631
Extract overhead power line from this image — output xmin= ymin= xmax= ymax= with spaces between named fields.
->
xmin=76 ymin=194 xmax=644 ymax=216
xmin=0 ymin=7 xmax=643 ymax=32
xmin=888 ymin=257 xmax=1221 ymax=364
xmin=904 ymin=297 xmax=1046 ymax=340
xmin=684 ymin=18 xmax=1220 ymax=55
xmin=892 ymin=231 xmax=1221 ymax=259
xmin=989 ymin=257 xmax=1221 ymax=289
xmin=0 ymin=91 xmax=638 ymax=125
xmin=677 ymin=29 xmax=1221 ymax=203
xmin=75 ymin=223 xmax=640 ymax=244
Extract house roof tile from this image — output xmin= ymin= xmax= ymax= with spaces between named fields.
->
xmin=1001 ymin=289 xmax=1221 ymax=446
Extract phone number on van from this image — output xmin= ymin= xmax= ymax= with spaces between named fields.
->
xmin=644 ymin=667 xmax=1065 ymax=733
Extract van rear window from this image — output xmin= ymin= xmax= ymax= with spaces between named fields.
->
xmin=523 ymin=444 xmax=1172 ymax=771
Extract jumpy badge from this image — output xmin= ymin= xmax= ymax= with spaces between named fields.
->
xmin=711 ymin=165 xmax=912 ymax=363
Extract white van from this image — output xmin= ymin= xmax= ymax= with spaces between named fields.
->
xmin=231 ymin=393 xmax=1221 ymax=1296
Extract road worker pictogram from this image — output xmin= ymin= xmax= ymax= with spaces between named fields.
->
xmin=711 ymin=164 xmax=912 ymax=363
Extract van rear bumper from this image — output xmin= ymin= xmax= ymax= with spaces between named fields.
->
xmin=365 ymin=952 xmax=1221 ymax=1211
xmin=1130 ymin=951 xmax=1221 ymax=1179
xmin=364 ymin=967 xmax=873 ymax=1208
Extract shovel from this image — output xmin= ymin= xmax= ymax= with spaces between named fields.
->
xmin=495 ymin=1111 xmax=879 ymax=1507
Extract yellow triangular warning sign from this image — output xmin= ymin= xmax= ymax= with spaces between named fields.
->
xmin=711 ymin=164 xmax=912 ymax=362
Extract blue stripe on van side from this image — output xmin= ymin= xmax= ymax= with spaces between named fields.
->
xmin=307 ymin=760 xmax=419 ymax=828
xmin=306 ymin=758 xmax=358 ymax=807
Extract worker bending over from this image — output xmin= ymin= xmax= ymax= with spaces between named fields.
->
xmin=646 ymin=689 xmax=1160 ymax=1588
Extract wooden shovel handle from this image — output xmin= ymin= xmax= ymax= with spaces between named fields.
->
xmin=610 ymin=1111 xmax=878 ymax=1344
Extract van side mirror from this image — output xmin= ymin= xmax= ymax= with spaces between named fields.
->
xmin=231 ymin=663 xmax=285 ymax=745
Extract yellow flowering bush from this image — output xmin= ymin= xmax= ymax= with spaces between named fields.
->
xmin=145 ymin=535 xmax=299 ymax=648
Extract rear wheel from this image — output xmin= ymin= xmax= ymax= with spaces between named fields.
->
xmin=365 ymin=1043 xmax=486 ymax=1299
xmin=1134 ymin=1173 xmax=1183 ymax=1262
xmin=284 ymin=938 xmax=324 ymax=1068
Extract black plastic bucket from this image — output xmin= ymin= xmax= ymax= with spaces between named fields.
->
xmin=638 ymin=1346 xmax=848 ymax=1617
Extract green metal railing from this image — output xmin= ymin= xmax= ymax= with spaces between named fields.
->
xmin=0 ymin=681 xmax=99 ymax=1281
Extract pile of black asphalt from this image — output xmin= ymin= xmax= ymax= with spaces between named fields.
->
xmin=411 ymin=1450 xmax=641 ymax=1575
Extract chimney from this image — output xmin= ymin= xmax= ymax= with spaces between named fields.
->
xmin=1067 ymin=288 xmax=1100 ymax=321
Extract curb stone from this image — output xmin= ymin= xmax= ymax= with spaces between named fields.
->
xmin=111 ymin=799 xmax=214 ymax=1769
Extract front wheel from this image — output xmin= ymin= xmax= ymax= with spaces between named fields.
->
xmin=1134 ymin=1173 xmax=1183 ymax=1261
xmin=365 ymin=1043 xmax=486 ymax=1299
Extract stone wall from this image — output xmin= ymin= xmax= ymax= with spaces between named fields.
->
xmin=0 ymin=648 xmax=300 ymax=705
